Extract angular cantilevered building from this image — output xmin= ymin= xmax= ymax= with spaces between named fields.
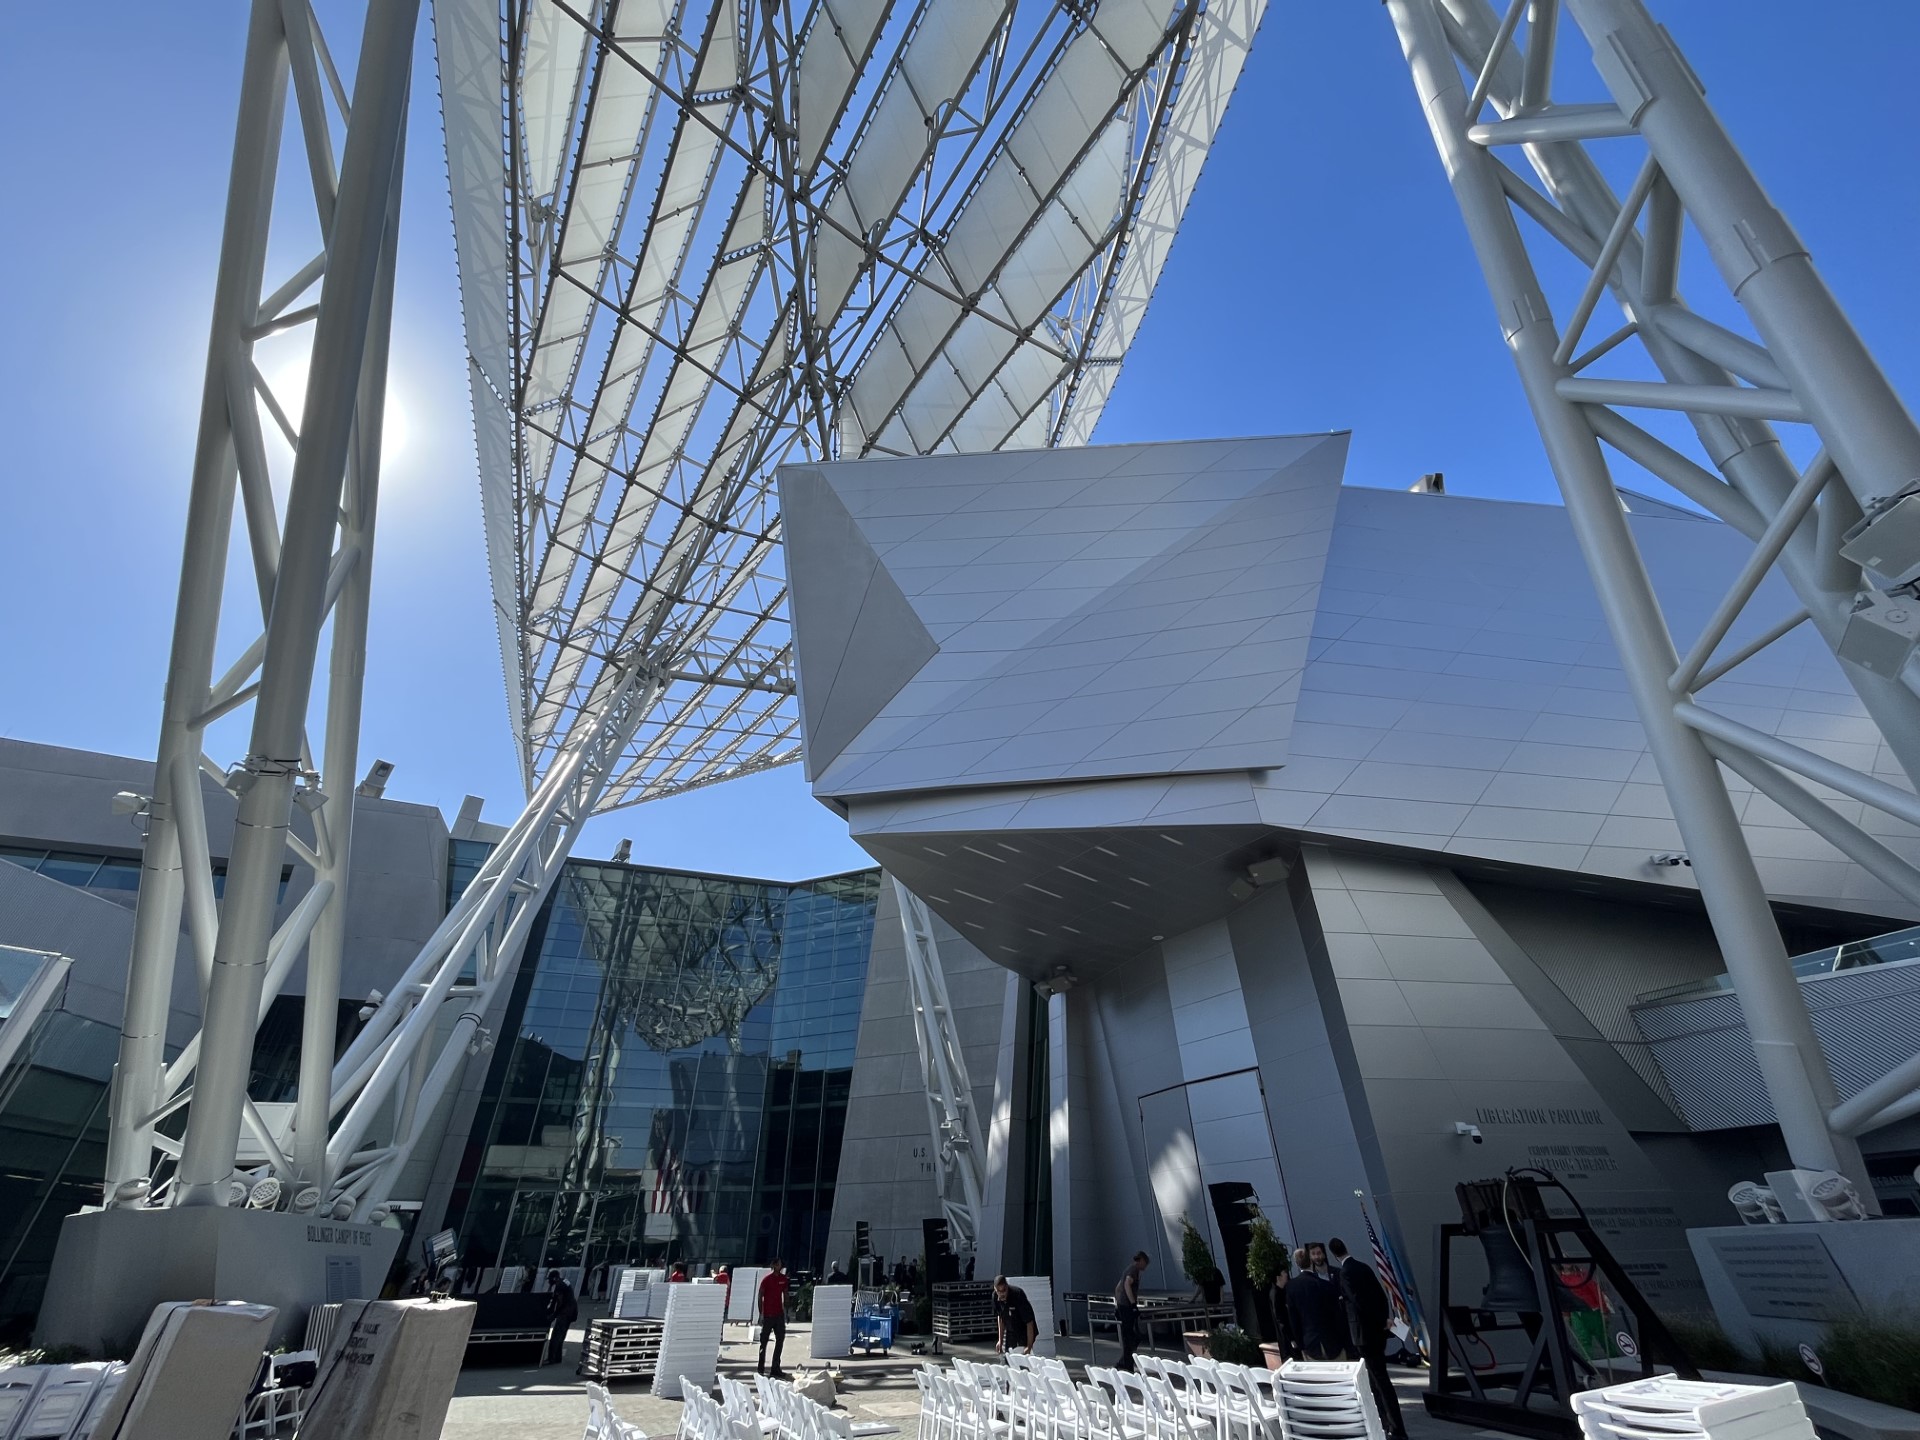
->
xmin=781 ymin=435 xmax=1920 ymax=1317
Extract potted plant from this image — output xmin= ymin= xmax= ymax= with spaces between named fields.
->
xmin=1180 ymin=1216 xmax=1226 ymax=1306
xmin=1244 ymin=1211 xmax=1291 ymax=1369
xmin=1207 ymin=1324 xmax=1263 ymax=1367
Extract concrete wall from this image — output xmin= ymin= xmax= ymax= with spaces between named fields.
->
xmin=1054 ymin=890 xmax=1373 ymax=1303
xmin=0 ymin=738 xmax=450 ymax=1014
xmin=825 ymin=879 xmax=1017 ymax=1275
xmin=1294 ymin=845 xmax=1714 ymax=1313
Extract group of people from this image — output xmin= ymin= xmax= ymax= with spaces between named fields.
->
xmin=1276 ymin=1240 xmax=1407 ymax=1439
xmin=1108 ymin=1240 xmax=1407 ymax=1440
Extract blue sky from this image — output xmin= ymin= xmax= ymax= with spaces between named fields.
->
xmin=3 ymin=4 xmax=1916 ymax=881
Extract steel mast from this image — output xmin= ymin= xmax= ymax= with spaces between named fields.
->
xmin=1386 ymin=0 xmax=1920 ymax=1180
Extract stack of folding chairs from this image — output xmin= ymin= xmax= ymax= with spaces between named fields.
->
xmin=1260 ymin=1361 xmax=1383 ymax=1440
xmin=1572 ymin=1378 xmax=1814 ymax=1440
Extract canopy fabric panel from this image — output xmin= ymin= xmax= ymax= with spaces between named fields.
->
xmin=434 ymin=0 xmax=1266 ymax=806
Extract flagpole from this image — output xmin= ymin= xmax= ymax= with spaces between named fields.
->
xmin=1355 ymin=1188 xmax=1429 ymax=1360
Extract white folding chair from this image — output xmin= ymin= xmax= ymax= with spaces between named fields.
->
xmin=1139 ymin=1374 xmax=1215 ymax=1440
xmin=918 ymin=1368 xmax=956 ymax=1440
xmin=1207 ymin=1365 xmax=1266 ymax=1440
xmin=1182 ymin=1358 xmax=1229 ymax=1437
xmin=1135 ymin=1356 xmax=1188 ymax=1397
xmin=1043 ymin=1367 xmax=1094 ymax=1440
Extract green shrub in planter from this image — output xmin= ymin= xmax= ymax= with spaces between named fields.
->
xmin=1819 ymin=1310 xmax=1920 ymax=1412
xmin=1245 ymin=1214 xmax=1290 ymax=1290
xmin=1207 ymin=1325 xmax=1263 ymax=1368
xmin=1180 ymin=1216 xmax=1224 ymax=1293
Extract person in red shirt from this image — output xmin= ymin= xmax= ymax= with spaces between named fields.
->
xmin=757 ymin=1258 xmax=790 ymax=1377
xmin=670 ymin=1263 xmax=689 ymax=1283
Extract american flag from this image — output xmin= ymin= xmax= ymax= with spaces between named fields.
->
xmin=1358 ymin=1193 xmax=1426 ymax=1355
xmin=651 ymin=1151 xmax=709 ymax=1215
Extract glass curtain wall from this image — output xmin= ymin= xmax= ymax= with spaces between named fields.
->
xmin=443 ymin=855 xmax=877 ymax=1283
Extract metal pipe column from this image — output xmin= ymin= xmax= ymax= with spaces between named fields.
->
xmin=1563 ymin=0 xmax=1920 ymax=508
xmin=104 ymin=0 xmax=293 ymax=1191
xmin=294 ymin=138 xmax=404 ymax=1190
xmin=174 ymin=0 xmax=421 ymax=1205
xmin=1386 ymin=0 xmax=1856 ymax=1180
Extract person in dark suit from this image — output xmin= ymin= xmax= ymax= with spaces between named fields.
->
xmin=543 ymin=1269 xmax=579 ymax=1367
xmin=1284 ymin=1247 xmax=1344 ymax=1361
xmin=1329 ymin=1238 xmax=1407 ymax=1440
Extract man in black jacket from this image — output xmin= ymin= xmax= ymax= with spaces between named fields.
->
xmin=993 ymin=1275 xmax=1039 ymax=1355
xmin=1329 ymin=1238 xmax=1407 ymax=1439
xmin=544 ymin=1269 xmax=580 ymax=1367
xmin=1284 ymin=1247 xmax=1344 ymax=1361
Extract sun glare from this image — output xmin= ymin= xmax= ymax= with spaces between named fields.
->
xmin=266 ymin=350 xmax=412 ymax=467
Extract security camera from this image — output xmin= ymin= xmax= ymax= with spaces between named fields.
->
xmin=1648 ymin=852 xmax=1691 ymax=868
xmin=1454 ymin=1122 xmax=1483 ymax=1144
xmin=110 ymin=791 xmax=151 ymax=816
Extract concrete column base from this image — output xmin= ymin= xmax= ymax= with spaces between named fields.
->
xmin=36 ymin=1205 xmax=402 ymax=1353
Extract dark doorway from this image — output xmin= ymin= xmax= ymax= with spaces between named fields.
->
xmin=1206 ymin=1181 xmax=1263 ymax=1337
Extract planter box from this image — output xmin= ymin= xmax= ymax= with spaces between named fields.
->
xmin=1183 ymin=1332 xmax=1210 ymax=1358
xmin=1260 ymin=1343 xmax=1286 ymax=1371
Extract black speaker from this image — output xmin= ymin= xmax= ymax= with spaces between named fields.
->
xmin=923 ymin=1217 xmax=959 ymax=1284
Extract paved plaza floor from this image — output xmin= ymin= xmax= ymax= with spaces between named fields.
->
xmin=440 ymin=1312 xmax=1490 ymax=1440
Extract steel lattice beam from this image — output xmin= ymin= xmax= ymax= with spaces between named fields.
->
xmin=1388 ymin=0 xmax=1920 ymax=1175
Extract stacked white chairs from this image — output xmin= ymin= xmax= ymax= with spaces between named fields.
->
xmin=1572 ymin=1378 xmax=1814 ymax=1440
xmin=583 ymin=1379 xmax=649 ymax=1440
xmin=1270 ymin=1361 xmax=1384 ymax=1440
xmin=654 ymin=1284 xmax=729 ymax=1399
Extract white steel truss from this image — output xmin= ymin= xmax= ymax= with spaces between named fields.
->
xmin=107 ymin=0 xmax=1920 ymax=1227
xmin=1388 ymin=0 xmax=1920 ymax=1177
xmin=104 ymin=0 xmax=420 ymax=1207
xmin=436 ymin=0 xmax=1267 ymax=809
xmin=894 ymin=880 xmax=988 ymax=1256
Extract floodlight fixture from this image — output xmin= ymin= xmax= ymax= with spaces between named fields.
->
xmin=356 ymin=759 xmax=395 ymax=797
